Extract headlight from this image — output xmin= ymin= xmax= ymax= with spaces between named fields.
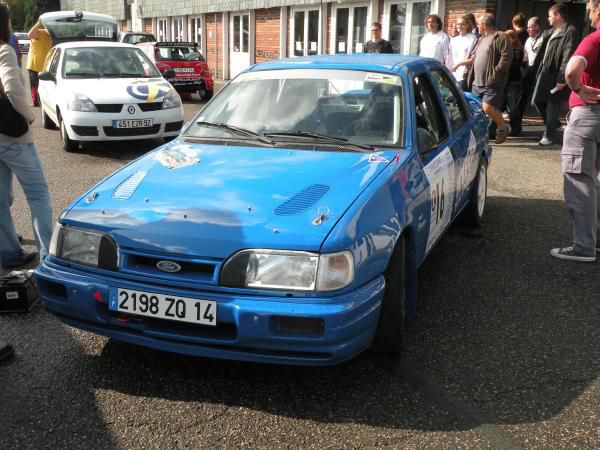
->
xmin=162 ymin=89 xmax=181 ymax=109
xmin=49 ymin=223 xmax=118 ymax=270
xmin=220 ymin=249 xmax=354 ymax=292
xmin=67 ymin=92 xmax=97 ymax=112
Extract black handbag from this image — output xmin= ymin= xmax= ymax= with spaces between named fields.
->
xmin=0 ymin=89 xmax=28 ymax=137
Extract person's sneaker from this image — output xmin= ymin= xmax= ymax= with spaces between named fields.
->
xmin=495 ymin=126 xmax=510 ymax=144
xmin=502 ymin=112 xmax=510 ymax=121
xmin=509 ymin=127 xmax=522 ymax=137
xmin=539 ymin=136 xmax=553 ymax=146
xmin=550 ymin=246 xmax=596 ymax=262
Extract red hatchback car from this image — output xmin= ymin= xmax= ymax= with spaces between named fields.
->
xmin=137 ymin=41 xmax=214 ymax=100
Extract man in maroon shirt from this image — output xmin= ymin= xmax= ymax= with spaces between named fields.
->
xmin=551 ymin=0 xmax=600 ymax=261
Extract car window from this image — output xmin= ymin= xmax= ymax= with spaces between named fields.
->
xmin=156 ymin=45 xmax=204 ymax=61
xmin=43 ymin=48 xmax=56 ymax=72
xmin=186 ymin=69 xmax=404 ymax=148
xmin=62 ymin=47 xmax=161 ymax=78
xmin=48 ymin=48 xmax=61 ymax=75
xmin=125 ymin=33 xmax=155 ymax=45
xmin=413 ymin=74 xmax=448 ymax=148
xmin=429 ymin=70 xmax=468 ymax=132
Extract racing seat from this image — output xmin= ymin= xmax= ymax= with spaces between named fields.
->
xmin=345 ymin=83 xmax=396 ymax=140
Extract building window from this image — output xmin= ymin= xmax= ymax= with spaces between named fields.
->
xmin=333 ymin=3 xmax=369 ymax=54
xmin=157 ymin=18 xmax=168 ymax=41
xmin=384 ymin=0 xmax=433 ymax=54
xmin=232 ymin=13 xmax=249 ymax=53
xmin=291 ymin=8 xmax=321 ymax=56
xmin=190 ymin=16 xmax=203 ymax=52
xmin=172 ymin=17 xmax=184 ymax=42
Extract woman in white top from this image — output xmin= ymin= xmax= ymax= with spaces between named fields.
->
xmin=419 ymin=14 xmax=451 ymax=67
xmin=0 ymin=2 xmax=52 ymax=269
xmin=449 ymin=15 xmax=477 ymax=90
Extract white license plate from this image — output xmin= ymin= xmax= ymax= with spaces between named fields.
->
xmin=113 ymin=119 xmax=153 ymax=129
xmin=111 ymin=288 xmax=216 ymax=326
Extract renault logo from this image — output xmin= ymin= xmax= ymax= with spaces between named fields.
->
xmin=156 ymin=260 xmax=182 ymax=273
xmin=127 ymin=105 xmax=136 ymax=115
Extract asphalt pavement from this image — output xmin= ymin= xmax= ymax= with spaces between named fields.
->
xmin=1 ymin=82 xmax=600 ymax=448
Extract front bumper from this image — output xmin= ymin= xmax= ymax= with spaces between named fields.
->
xmin=62 ymin=107 xmax=184 ymax=142
xmin=35 ymin=261 xmax=384 ymax=366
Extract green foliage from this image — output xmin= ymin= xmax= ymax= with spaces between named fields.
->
xmin=12 ymin=0 xmax=61 ymax=31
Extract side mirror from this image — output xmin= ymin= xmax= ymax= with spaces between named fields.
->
xmin=417 ymin=127 xmax=437 ymax=155
xmin=162 ymin=68 xmax=175 ymax=79
xmin=38 ymin=71 xmax=55 ymax=82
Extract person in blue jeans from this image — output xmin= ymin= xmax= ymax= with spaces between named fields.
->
xmin=0 ymin=3 xmax=53 ymax=270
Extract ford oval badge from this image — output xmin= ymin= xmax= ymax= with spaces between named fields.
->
xmin=156 ymin=260 xmax=182 ymax=273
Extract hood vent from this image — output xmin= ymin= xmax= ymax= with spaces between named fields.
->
xmin=113 ymin=171 xmax=147 ymax=200
xmin=273 ymin=184 xmax=331 ymax=216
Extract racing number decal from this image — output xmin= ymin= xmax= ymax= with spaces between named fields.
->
xmin=424 ymin=148 xmax=456 ymax=253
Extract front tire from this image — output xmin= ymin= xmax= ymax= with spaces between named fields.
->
xmin=199 ymin=88 xmax=213 ymax=101
xmin=60 ymin=119 xmax=79 ymax=153
xmin=372 ymin=235 xmax=406 ymax=353
xmin=41 ymin=105 xmax=55 ymax=130
xmin=461 ymin=157 xmax=487 ymax=226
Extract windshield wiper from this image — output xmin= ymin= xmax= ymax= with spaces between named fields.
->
xmin=264 ymin=131 xmax=374 ymax=150
xmin=196 ymin=121 xmax=275 ymax=145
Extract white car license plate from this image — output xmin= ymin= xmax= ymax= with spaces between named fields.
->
xmin=113 ymin=119 xmax=153 ymax=129
xmin=111 ymin=288 xmax=217 ymax=326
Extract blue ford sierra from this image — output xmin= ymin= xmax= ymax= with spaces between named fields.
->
xmin=36 ymin=55 xmax=491 ymax=365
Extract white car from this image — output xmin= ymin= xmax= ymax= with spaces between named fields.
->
xmin=14 ymin=32 xmax=30 ymax=53
xmin=38 ymin=41 xmax=184 ymax=152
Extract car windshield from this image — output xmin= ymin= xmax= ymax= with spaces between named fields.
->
xmin=43 ymin=17 xmax=117 ymax=41
xmin=62 ymin=47 xmax=162 ymax=78
xmin=184 ymin=69 xmax=404 ymax=148
xmin=14 ymin=33 xmax=28 ymax=40
xmin=156 ymin=45 xmax=204 ymax=61
xmin=123 ymin=33 xmax=155 ymax=44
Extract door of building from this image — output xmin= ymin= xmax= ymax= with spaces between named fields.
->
xmin=384 ymin=0 xmax=433 ymax=54
xmin=230 ymin=13 xmax=250 ymax=77
xmin=332 ymin=3 xmax=369 ymax=54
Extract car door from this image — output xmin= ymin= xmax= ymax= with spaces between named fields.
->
xmin=428 ymin=69 xmax=478 ymax=213
xmin=39 ymin=47 xmax=61 ymax=125
xmin=411 ymin=71 xmax=458 ymax=256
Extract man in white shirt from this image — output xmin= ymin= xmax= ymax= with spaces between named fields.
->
xmin=515 ymin=17 xmax=544 ymax=135
xmin=419 ymin=14 xmax=451 ymax=66
xmin=449 ymin=14 xmax=477 ymax=90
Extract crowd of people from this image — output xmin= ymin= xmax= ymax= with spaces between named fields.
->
xmin=363 ymin=6 xmax=583 ymax=147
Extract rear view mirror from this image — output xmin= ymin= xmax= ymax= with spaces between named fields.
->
xmin=162 ymin=69 xmax=175 ymax=79
xmin=38 ymin=71 xmax=55 ymax=82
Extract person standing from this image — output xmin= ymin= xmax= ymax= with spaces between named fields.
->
xmin=364 ymin=22 xmax=393 ymax=54
xmin=550 ymin=0 xmax=600 ymax=262
xmin=511 ymin=13 xmax=528 ymax=48
xmin=514 ymin=17 xmax=544 ymax=135
xmin=532 ymin=4 xmax=578 ymax=146
xmin=0 ymin=2 xmax=53 ymax=269
xmin=465 ymin=13 xmax=480 ymax=39
xmin=504 ymin=30 xmax=525 ymax=135
xmin=449 ymin=15 xmax=476 ymax=90
xmin=26 ymin=16 xmax=51 ymax=107
xmin=419 ymin=14 xmax=451 ymax=66
xmin=470 ymin=14 xmax=513 ymax=144
xmin=8 ymin=32 xmax=20 ymax=66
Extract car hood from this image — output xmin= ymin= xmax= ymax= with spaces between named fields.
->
xmin=58 ymin=78 xmax=172 ymax=104
xmin=63 ymin=142 xmax=399 ymax=259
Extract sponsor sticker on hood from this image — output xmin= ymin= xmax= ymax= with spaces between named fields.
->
xmin=155 ymin=145 xmax=200 ymax=169
xmin=126 ymin=79 xmax=172 ymax=102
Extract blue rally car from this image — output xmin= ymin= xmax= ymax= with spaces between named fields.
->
xmin=36 ymin=55 xmax=491 ymax=365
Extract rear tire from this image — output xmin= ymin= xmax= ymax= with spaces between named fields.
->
xmin=199 ymin=88 xmax=213 ymax=101
xmin=461 ymin=157 xmax=487 ymax=226
xmin=371 ymin=235 xmax=406 ymax=353
xmin=60 ymin=119 xmax=79 ymax=153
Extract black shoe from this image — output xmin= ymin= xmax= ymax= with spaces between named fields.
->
xmin=509 ymin=128 xmax=522 ymax=137
xmin=0 ymin=341 xmax=14 ymax=362
xmin=17 ymin=234 xmax=23 ymax=243
xmin=3 ymin=251 xmax=38 ymax=270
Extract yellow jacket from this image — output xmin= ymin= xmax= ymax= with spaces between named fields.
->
xmin=26 ymin=29 xmax=52 ymax=73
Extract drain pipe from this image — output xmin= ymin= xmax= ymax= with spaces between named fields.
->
xmin=214 ymin=13 xmax=218 ymax=79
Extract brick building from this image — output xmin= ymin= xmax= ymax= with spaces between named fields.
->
xmin=60 ymin=0 xmax=590 ymax=80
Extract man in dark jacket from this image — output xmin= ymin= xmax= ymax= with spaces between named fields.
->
xmin=532 ymin=4 xmax=578 ymax=146
xmin=470 ymin=14 xmax=513 ymax=144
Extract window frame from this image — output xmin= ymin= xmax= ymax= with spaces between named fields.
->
xmin=290 ymin=6 xmax=322 ymax=57
xmin=412 ymin=71 xmax=449 ymax=151
xmin=429 ymin=69 xmax=470 ymax=133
